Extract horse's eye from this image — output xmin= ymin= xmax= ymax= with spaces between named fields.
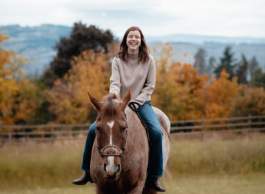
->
xmin=120 ymin=123 xmax=128 ymax=131
xmin=96 ymin=126 xmax=102 ymax=131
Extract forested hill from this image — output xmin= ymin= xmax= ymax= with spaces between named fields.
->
xmin=1 ymin=24 xmax=265 ymax=75
xmin=0 ymin=24 xmax=71 ymax=75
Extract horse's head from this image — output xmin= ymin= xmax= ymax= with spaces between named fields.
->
xmin=88 ymin=91 xmax=131 ymax=180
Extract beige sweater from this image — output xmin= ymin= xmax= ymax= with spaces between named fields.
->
xmin=109 ymin=54 xmax=156 ymax=105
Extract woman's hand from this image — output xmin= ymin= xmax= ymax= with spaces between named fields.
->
xmin=128 ymin=102 xmax=141 ymax=112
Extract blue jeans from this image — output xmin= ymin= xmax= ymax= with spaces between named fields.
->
xmin=81 ymin=101 xmax=163 ymax=179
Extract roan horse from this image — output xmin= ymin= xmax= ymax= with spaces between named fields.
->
xmin=88 ymin=91 xmax=170 ymax=194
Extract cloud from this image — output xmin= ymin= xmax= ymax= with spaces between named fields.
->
xmin=0 ymin=0 xmax=265 ymax=37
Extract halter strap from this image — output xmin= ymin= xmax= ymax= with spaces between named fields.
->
xmin=99 ymin=144 xmax=124 ymax=157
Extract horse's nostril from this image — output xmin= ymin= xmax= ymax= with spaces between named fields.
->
xmin=117 ymin=164 xmax=121 ymax=172
xmin=104 ymin=163 xmax=107 ymax=172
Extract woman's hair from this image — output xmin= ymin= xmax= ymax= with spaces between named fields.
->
xmin=118 ymin=26 xmax=149 ymax=64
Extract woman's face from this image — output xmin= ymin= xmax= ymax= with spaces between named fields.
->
xmin=126 ymin=30 xmax=141 ymax=51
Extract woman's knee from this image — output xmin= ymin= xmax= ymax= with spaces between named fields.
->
xmin=150 ymin=127 xmax=163 ymax=142
xmin=88 ymin=122 xmax=97 ymax=135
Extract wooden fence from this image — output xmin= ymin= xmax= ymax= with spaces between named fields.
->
xmin=0 ymin=115 xmax=265 ymax=142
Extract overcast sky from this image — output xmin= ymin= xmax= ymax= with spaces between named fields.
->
xmin=1 ymin=0 xmax=264 ymax=37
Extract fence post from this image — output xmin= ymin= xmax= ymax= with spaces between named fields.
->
xmin=248 ymin=115 xmax=252 ymax=131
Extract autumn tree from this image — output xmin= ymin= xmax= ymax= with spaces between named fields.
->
xmin=202 ymin=70 xmax=239 ymax=119
xmin=46 ymin=50 xmax=109 ymax=124
xmin=152 ymin=44 xmax=208 ymax=121
xmin=231 ymin=86 xmax=265 ymax=117
xmin=0 ymin=35 xmax=40 ymax=127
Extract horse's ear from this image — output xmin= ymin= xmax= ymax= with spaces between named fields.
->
xmin=88 ymin=92 xmax=101 ymax=112
xmin=121 ymin=90 xmax=131 ymax=111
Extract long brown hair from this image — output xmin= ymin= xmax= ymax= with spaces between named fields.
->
xmin=118 ymin=26 xmax=149 ymax=64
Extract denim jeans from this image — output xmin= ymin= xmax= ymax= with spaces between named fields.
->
xmin=81 ymin=101 xmax=163 ymax=179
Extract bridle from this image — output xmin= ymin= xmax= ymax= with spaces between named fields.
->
xmin=98 ymin=144 xmax=124 ymax=157
xmin=97 ymin=114 xmax=128 ymax=158
xmin=96 ymin=99 xmax=128 ymax=158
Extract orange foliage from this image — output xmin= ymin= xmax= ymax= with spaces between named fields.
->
xmin=153 ymin=59 xmax=208 ymax=121
xmin=203 ymin=70 xmax=239 ymax=119
xmin=232 ymin=85 xmax=265 ymax=116
xmin=46 ymin=50 xmax=110 ymax=124
xmin=152 ymin=44 xmax=240 ymax=121
xmin=0 ymin=35 xmax=39 ymax=126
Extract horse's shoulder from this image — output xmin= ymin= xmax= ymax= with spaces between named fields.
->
xmin=125 ymin=107 xmax=138 ymax=124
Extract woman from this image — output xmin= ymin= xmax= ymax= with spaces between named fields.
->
xmin=73 ymin=26 xmax=165 ymax=192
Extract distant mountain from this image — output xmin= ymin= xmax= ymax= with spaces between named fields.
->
xmin=147 ymin=34 xmax=265 ymax=44
xmin=150 ymin=42 xmax=265 ymax=70
xmin=1 ymin=24 xmax=265 ymax=75
xmin=0 ymin=24 xmax=71 ymax=75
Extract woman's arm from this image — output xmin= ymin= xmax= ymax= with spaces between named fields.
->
xmin=109 ymin=57 xmax=121 ymax=97
xmin=134 ymin=56 xmax=156 ymax=104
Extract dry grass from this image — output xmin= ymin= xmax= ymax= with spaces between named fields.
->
xmin=0 ymin=134 xmax=265 ymax=194
xmin=1 ymin=174 xmax=265 ymax=194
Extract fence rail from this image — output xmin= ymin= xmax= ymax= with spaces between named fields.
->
xmin=1 ymin=115 xmax=265 ymax=142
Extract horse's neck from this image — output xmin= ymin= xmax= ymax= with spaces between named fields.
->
xmin=125 ymin=107 xmax=148 ymax=144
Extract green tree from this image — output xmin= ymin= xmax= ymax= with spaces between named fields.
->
xmin=249 ymin=56 xmax=259 ymax=81
xmin=251 ymin=68 xmax=265 ymax=88
xmin=214 ymin=46 xmax=236 ymax=80
xmin=235 ymin=54 xmax=248 ymax=84
xmin=208 ymin=56 xmax=217 ymax=75
xmin=194 ymin=48 xmax=207 ymax=74
xmin=42 ymin=22 xmax=115 ymax=87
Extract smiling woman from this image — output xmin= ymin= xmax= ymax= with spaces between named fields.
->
xmin=127 ymin=30 xmax=141 ymax=51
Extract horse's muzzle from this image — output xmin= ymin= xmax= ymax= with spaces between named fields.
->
xmin=104 ymin=156 xmax=121 ymax=178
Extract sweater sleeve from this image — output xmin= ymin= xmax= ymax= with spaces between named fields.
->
xmin=133 ymin=56 xmax=156 ymax=105
xmin=109 ymin=57 xmax=121 ymax=97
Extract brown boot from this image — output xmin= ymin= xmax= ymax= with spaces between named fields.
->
xmin=72 ymin=171 xmax=93 ymax=185
xmin=146 ymin=177 xmax=166 ymax=192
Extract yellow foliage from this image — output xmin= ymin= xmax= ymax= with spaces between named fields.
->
xmin=232 ymin=85 xmax=265 ymax=116
xmin=47 ymin=50 xmax=110 ymax=124
xmin=0 ymin=34 xmax=38 ymax=126
xmin=153 ymin=45 xmax=240 ymax=121
xmin=153 ymin=60 xmax=208 ymax=121
xmin=0 ymin=34 xmax=8 ymax=42
xmin=203 ymin=70 xmax=239 ymax=119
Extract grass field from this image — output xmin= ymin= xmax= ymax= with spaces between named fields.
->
xmin=0 ymin=133 xmax=265 ymax=194
xmin=1 ymin=174 xmax=265 ymax=194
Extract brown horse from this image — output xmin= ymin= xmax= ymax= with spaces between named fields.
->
xmin=88 ymin=92 xmax=170 ymax=194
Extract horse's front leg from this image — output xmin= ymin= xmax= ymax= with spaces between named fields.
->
xmin=96 ymin=186 xmax=103 ymax=194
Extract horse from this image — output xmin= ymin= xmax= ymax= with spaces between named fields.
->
xmin=88 ymin=91 xmax=170 ymax=194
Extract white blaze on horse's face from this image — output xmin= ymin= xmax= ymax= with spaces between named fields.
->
xmin=107 ymin=120 xmax=114 ymax=145
xmin=106 ymin=156 xmax=119 ymax=176
xmin=106 ymin=120 xmax=119 ymax=175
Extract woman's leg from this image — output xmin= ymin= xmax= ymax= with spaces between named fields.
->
xmin=81 ymin=121 xmax=97 ymax=171
xmin=135 ymin=101 xmax=164 ymax=191
xmin=73 ymin=121 xmax=96 ymax=185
